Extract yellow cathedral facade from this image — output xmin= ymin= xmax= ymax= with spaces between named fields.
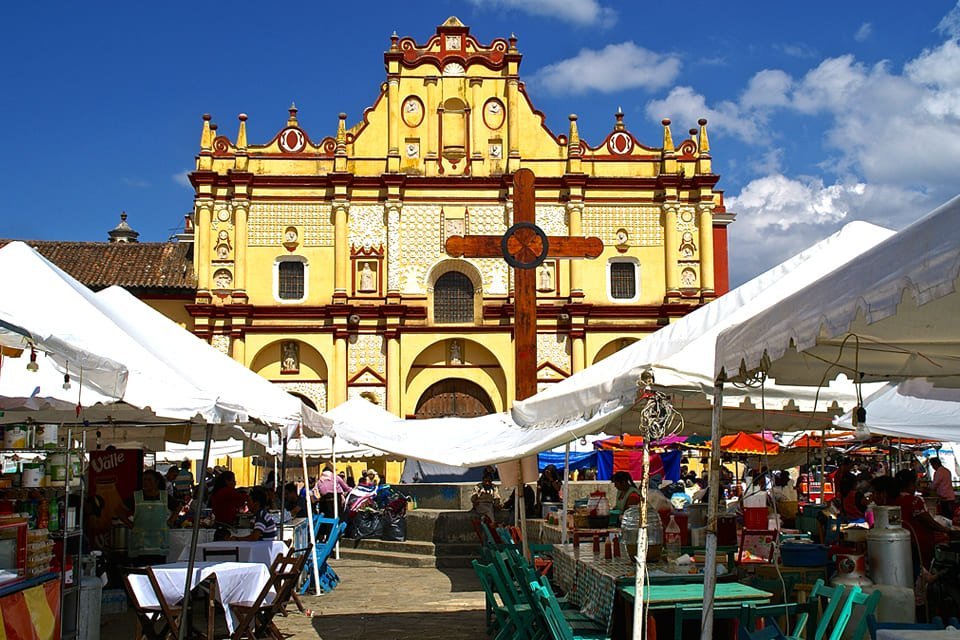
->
xmin=91 ymin=18 xmax=735 ymax=422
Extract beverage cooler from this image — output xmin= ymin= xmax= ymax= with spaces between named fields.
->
xmin=86 ymin=450 xmax=144 ymax=553
xmin=0 ymin=517 xmax=27 ymax=586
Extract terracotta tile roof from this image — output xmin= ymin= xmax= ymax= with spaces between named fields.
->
xmin=0 ymin=240 xmax=196 ymax=293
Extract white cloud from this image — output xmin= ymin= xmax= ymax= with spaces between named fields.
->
xmin=776 ymin=43 xmax=818 ymax=59
xmin=645 ymin=87 xmax=760 ymax=141
xmin=854 ymin=22 xmax=872 ymax=42
xmin=729 ymin=174 xmax=864 ymax=231
xmin=172 ymin=171 xmax=192 ymax=189
xmin=467 ymin=0 xmax=617 ymax=27
xmin=937 ymin=2 xmax=960 ymax=38
xmin=740 ymin=69 xmax=793 ymax=109
xmin=533 ymin=42 xmax=681 ymax=95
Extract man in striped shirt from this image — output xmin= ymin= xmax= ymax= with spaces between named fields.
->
xmin=228 ymin=486 xmax=277 ymax=541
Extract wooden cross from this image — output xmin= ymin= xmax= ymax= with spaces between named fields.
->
xmin=445 ymin=169 xmax=603 ymax=401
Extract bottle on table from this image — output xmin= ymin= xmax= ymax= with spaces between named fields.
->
xmin=664 ymin=514 xmax=682 ymax=563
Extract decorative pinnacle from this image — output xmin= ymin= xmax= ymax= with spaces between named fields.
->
xmin=287 ymin=103 xmax=299 ymax=127
xmin=508 ymin=33 xmax=518 ymax=51
xmin=200 ymin=114 xmax=213 ymax=150
xmin=614 ymin=108 xmax=625 ymax=131
xmin=661 ymin=118 xmax=674 ymax=152
xmin=698 ymin=118 xmax=710 ymax=154
xmin=336 ymin=112 xmax=347 ymax=153
xmin=567 ymin=114 xmax=581 ymax=157
xmin=390 ymin=31 xmax=399 ymax=51
xmin=237 ymin=113 xmax=248 ymax=149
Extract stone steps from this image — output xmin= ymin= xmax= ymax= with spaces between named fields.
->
xmin=335 ymin=538 xmax=481 ymax=568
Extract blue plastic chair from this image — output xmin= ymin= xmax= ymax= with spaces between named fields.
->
xmin=299 ymin=515 xmax=346 ymax=594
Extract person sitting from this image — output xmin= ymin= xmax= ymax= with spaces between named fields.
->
xmin=209 ymin=470 xmax=249 ymax=530
xmin=503 ymin=483 xmax=538 ymax=519
xmin=228 ymin=487 xmax=277 ymax=542
xmin=836 ymin=473 xmax=867 ymax=522
xmin=471 ymin=470 xmax=502 ymax=522
xmin=894 ymin=469 xmax=958 ymax=573
xmin=536 ymin=465 xmax=562 ymax=506
xmin=612 ymin=471 xmax=642 ymax=513
xmin=283 ymin=482 xmax=307 ymax=520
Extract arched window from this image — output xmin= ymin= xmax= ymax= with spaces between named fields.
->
xmin=434 ymin=271 xmax=474 ymax=323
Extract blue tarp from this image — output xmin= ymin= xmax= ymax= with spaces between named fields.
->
xmin=537 ymin=451 xmax=597 ymax=472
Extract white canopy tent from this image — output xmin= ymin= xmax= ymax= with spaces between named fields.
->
xmin=835 ymin=378 xmax=960 ymax=442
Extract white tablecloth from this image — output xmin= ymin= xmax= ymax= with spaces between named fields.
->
xmin=876 ymin=630 xmax=960 ymax=640
xmin=127 ymin=561 xmax=272 ymax=634
xmin=166 ymin=528 xmax=216 ymax=562
xmin=177 ymin=540 xmax=287 ymax=568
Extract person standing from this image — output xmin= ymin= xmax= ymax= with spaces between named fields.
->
xmin=174 ymin=460 xmax=194 ymax=500
xmin=123 ymin=470 xmax=171 ymax=566
xmin=929 ymin=457 xmax=956 ymax=518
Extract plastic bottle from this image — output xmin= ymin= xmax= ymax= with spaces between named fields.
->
xmin=613 ymin=534 xmax=621 ymax=557
xmin=603 ymin=536 xmax=612 ymax=559
xmin=49 ymin=498 xmax=59 ymax=532
xmin=665 ymin=514 xmax=682 ymax=563
xmin=37 ymin=499 xmax=49 ymax=529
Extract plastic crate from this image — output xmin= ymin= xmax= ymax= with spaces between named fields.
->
xmin=780 ymin=542 xmax=830 ymax=567
xmin=744 ymin=507 xmax=768 ymax=530
xmin=100 ymin=588 xmax=127 ymax=615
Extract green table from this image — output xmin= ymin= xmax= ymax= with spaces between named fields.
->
xmin=621 ymin=582 xmax=773 ymax=608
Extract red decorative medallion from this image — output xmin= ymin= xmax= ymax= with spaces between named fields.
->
xmin=607 ymin=131 xmax=634 ymax=155
xmin=278 ymin=128 xmax=306 ymax=153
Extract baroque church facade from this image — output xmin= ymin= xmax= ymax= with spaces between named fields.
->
xmin=185 ymin=18 xmax=733 ymax=418
xmin=14 ymin=18 xmax=734 ymax=421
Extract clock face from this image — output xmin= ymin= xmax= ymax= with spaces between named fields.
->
xmin=401 ymin=97 xmax=424 ymax=127
xmin=217 ymin=209 xmax=231 ymax=222
xmin=483 ymin=99 xmax=505 ymax=129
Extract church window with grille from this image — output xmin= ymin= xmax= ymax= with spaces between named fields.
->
xmin=274 ymin=257 xmax=307 ymax=302
xmin=609 ymin=260 xmax=638 ymax=301
xmin=434 ymin=271 xmax=474 ymax=323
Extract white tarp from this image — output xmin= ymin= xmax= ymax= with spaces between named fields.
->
xmin=254 ymin=398 xmax=390 ymax=459
xmin=156 ymin=438 xmax=248 ymax=463
xmin=320 ymin=223 xmax=897 ymax=466
xmin=716 ymin=194 xmax=960 ymax=388
xmin=94 ymin=286 xmax=327 ymax=435
xmin=511 ymin=221 xmax=895 ymax=432
xmin=836 ymin=378 xmax=960 ymax=442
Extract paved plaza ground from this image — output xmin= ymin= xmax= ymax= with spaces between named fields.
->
xmin=102 ymin=557 xmax=487 ymax=639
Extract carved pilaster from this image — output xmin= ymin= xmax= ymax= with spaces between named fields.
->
xmin=333 ymin=199 xmax=350 ymax=299
xmin=663 ymin=205 xmax=680 ymax=295
xmin=385 ymin=201 xmax=402 ymax=294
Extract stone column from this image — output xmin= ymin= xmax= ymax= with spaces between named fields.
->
xmin=470 ymin=78 xmax=482 ymax=159
xmin=333 ymin=200 xmax=349 ymax=298
xmin=196 ymin=200 xmax=212 ymax=290
xmin=698 ymin=205 xmax=715 ymax=294
xmin=385 ymin=201 xmax=402 ymax=296
xmin=506 ymin=77 xmax=520 ymax=171
xmin=386 ymin=331 xmax=401 ymax=415
xmin=663 ymin=205 xmax=679 ymax=294
xmin=233 ymin=201 xmax=248 ymax=292
xmin=334 ymin=335 xmax=348 ymax=405
xmin=231 ymin=333 xmax=245 ymax=363
xmin=571 ymin=332 xmax=586 ymax=374
xmin=425 ymin=77 xmax=438 ymax=176
xmin=567 ymin=202 xmax=584 ymax=297
xmin=387 ymin=76 xmax=400 ymax=172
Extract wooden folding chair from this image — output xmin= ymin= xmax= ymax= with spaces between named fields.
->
xmin=229 ymin=545 xmax=310 ymax=640
xmin=123 ymin=567 xmax=187 ymax=640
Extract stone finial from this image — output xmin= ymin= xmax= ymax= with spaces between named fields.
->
xmin=287 ymin=103 xmax=299 ymax=127
xmin=390 ymin=31 xmax=399 ymax=51
xmin=336 ymin=112 xmax=347 ymax=154
xmin=614 ymin=107 xmax=625 ymax=132
xmin=689 ymin=128 xmax=698 ymax=139
xmin=200 ymin=113 xmax=213 ymax=150
xmin=509 ymin=33 xmax=518 ymax=52
xmin=698 ymin=118 xmax=710 ymax=154
xmin=108 ymin=211 xmax=140 ymax=243
xmin=237 ymin=113 xmax=248 ymax=150
xmin=661 ymin=118 xmax=674 ymax=152
xmin=567 ymin=114 xmax=581 ymax=157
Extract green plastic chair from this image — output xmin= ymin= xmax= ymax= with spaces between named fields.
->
xmin=844 ymin=588 xmax=881 ymax=640
xmin=739 ymin=579 xmax=859 ymax=640
xmin=474 ymin=559 xmax=538 ymax=640
xmin=528 ymin=579 xmax=609 ymax=640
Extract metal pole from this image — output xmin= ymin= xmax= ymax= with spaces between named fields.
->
xmin=561 ymin=442 xmax=570 ymax=545
xmin=278 ymin=433 xmax=288 ymax=540
xmin=633 ymin=444 xmax=651 ymax=640
xmin=332 ymin=435 xmax=340 ymax=560
xmin=178 ymin=423 xmax=213 ymax=640
xmin=701 ymin=382 xmax=724 ymax=640
xmin=299 ymin=427 xmax=322 ymax=595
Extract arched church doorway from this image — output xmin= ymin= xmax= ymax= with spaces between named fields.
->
xmin=414 ymin=379 xmax=495 ymax=418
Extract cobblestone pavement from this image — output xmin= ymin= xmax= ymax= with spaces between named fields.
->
xmin=277 ymin=558 xmax=487 ymax=639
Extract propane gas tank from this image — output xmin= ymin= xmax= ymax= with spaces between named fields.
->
xmin=866 ymin=505 xmax=913 ymax=588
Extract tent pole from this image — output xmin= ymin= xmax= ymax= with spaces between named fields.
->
xmin=633 ymin=443 xmax=651 ymax=640
xmin=299 ymin=426 xmax=322 ymax=595
xmin=178 ymin=422 xmax=213 ymax=640
xmin=517 ymin=458 xmax=530 ymax=560
xmin=332 ymin=435 xmax=340 ymax=560
xmin=701 ymin=382 xmax=724 ymax=640
xmin=561 ymin=442 xmax=570 ymax=545
xmin=819 ymin=428 xmax=827 ymax=504
xmin=278 ymin=433 xmax=287 ymax=541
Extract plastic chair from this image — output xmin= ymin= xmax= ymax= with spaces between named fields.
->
xmin=528 ymin=577 xmax=609 ymax=640
xmin=739 ymin=579 xmax=858 ymax=640
xmin=843 ymin=588 xmax=881 ymax=640
xmin=472 ymin=560 xmax=519 ymax=640
xmin=299 ymin=515 xmax=345 ymax=595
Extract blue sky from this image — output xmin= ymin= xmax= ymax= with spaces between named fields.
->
xmin=2 ymin=1 xmax=959 ymax=286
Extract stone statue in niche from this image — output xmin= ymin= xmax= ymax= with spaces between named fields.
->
xmin=538 ymin=263 xmax=553 ymax=291
xmin=215 ymin=229 xmax=232 ymax=260
xmin=281 ymin=341 xmax=299 ymax=374
xmin=213 ymin=268 xmax=232 ymax=290
xmin=681 ymin=268 xmax=697 ymax=288
xmin=679 ymin=231 xmax=697 ymax=258
xmin=449 ymin=340 xmax=462 ymax=365
xmin=358 ymin=263 xmax=376 ymax=292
